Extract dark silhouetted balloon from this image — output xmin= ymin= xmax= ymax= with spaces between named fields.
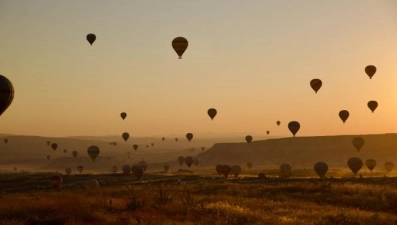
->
xmin=0 ymin=75 xmax=15 ymax=116
xmin=339 ymin=110 xmax=349 ymax=123
xmin=186 ymin=133 xmax=193 ymax=142
xmin=178 ymin=156 xmax=185 ymax=166
xmin=162 ymin=137 xmax=165 ymax=141
xmin=50 ymin=175 xmax=62 ymax=189
xmin=365 ymin=65 xmax=376 ymax=79
xmin=314 ymin=162 xmax=328 ymax=178
xmin=201 ymin=147 xmax=205 ymax=152
xmin=266 ymin=131 xmax=270 ymax=135
xmin=65 ymin=167 xmax=72 ymax=176
xmin=51 ymin=143 xmax=58 ymax=151
xmin=276 ymin=121 xmax=280 ymax=126
xmin=215 ymin=164 xmax=222 ymax=175
xmin=122 ymin=165 xmax=131 ymax=175
xmin=288 ymin=121 xmax=300 ymax=137
xmin=193 ymin=157 xmax=200 ymax=166
xmin=46 ymin=155 xmax=50 ymax=160
xmin=86 ymin=33 xmax=96 ymax=45
xmin=120 ymin=112 xmax=127 ymax=120
xmin=219 ymin=165 xmax=231 ymax=178
xmin=366 ymin=159 xmax=376 ymax=172
xmin=175 ymin=138 xmax=178 ymax=142
xmin=112 ymin=166 xmax=118 ymax=173
xmin=172 ymin=37 xmax=188 ymax=59
xmin=77 ymin=165 xmax=83 ymax=174
xmin=367 ymin=101 xmax=378 ymax=113
xmin=247 ymin=162 xmax=253 ymax=170
xmin=310 ymin=79 xmax=322 ymax=93
xmin=4 ymin=139 xmax=8 ymax=144
xmin=352 ymin=137 xmax=364 ymax=152
xmin=112 ymin=142 xmax=117 ymax=146
xmin=207 ymin=108 xmax=217 ymax=120
xmin=245 ymin=135 xmax=252 ymax=143
xmin=185 ymin=156 xmax=194 ymax=168
xmin=87 ymin=146 xmax=100 ymax=162
xmin=280 ymin=163 xmax=292 ymax=177
xmin=348 ymin=157 xmax=363 ymax=175
xmin=63 ymin=149 xmax=67 ymax=153
xmin=133 ymin=144 xmax=138 ymax=151
xmin=151 ymin=143 xmax=154 ymax=147
xmin=46 ymin=141 xmax=50 ymax=146
xmin=138 ymin=161 xmax=148 ymax=172
xmin=122 ymin=132 xmax=130 ymax=142
xmin=72 ymin=151 xmax=78 ymax=158
xmin=164 ymin=164 xmax=170 ymax=173
xmin=231 ymin=165 xmax=242 ymax=178
xmin=385 ymin=162 xmax=394 ymax=173
xmin=132 ymin=165 xmax=144 ymax=180
xmin=258 ymin=173 xmax=266 ymax=179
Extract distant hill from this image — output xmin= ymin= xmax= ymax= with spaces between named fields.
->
xmin=195 ymin=133 xmax=397 ymax=169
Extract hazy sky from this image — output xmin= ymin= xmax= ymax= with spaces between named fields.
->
xmin=0 ymin=0 xmax=396 ymax=138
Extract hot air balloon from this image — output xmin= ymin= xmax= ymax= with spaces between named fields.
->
xmin=247 ymin=162 xmax=253 ymax=170
xmin=4 ymin=139 xmax=8 ymax=144
xmin=231 ymin=165 xmax=242 ymax=178
xmin=63 ymin=149 xmax=67 ymax=153
xmin=86 ymin=33 xmax=96 ymax=45
xmin=146 ymin=144 xmax=149 ymax=148
xmin=113 ymin=142 xmax=117 ymax=146
xmin=186 ymin=133 xmax=193 ymax=142
xmin=201 ymin=147 xmax=205 ymax=152
xmin=258 ymin=173 xmax=266 ymax=179
xmin=207 ymin=108 xmax=217 ymax=120
xmin=122 ymin=165 xmax=131 ymax=175
xmin=172 ymin=37 xmax=188 ymax=59
xmin=193 ymin=158 xmax=200 ymax=166
xmin=339 ymin=110 xmax=349 ymax=123
xmin=365 ymin=65 xmax=376 ymax=79
xmin=77 ymin=165 xmax=83 ymax=174
xmin=151 ymin=143 xmax=154 ymax=147
xmin=175 ymin=138 xmax=178 ymax=142
xmin=245 ymin=135 xmax=253 ymax=143
xmin=0 ymin=75 xmax=14 ymax=116
xmin=110 ymin=142 xmax=113 ymax=145
xmin=219 ymin=165 xmax=231 ymax=178
xmin=46 ymin=141 xmax=51 ymax=146
xmin=314 ymin=162 xmax=328 ymax=178
xmin=133 ymin=144 xmax=138 ymax=151
xmin=385 ymin=162 xmax=394 ymax=173
xmin=120 ymin=112 xmax=127 ymax=120
xmin=122 ymin=132 xmax=130 ymax=142
xmin=132 ymin=165 xmax=144 ymax=180
xmin=72 ymin=151 xmax=78 ymax=158
xmin=51 ymin=143 xmax=58 ymax=151
xmin=164 ymin=164 xmax=170 ymax=173
xmin=365 ymin=159 xmax=376 ymax=172
xmin=46 ymin=155 xmax=51 ymax=160
xmin=112 ymin=166 xmax=118 ymax=173
xmin=178 ymin=156 xmax=185 ymax=166
xmin=185 ymin=156 xmax=194 ymax=168
xmin=138 ymin=161 xmax=148 ymax=172
xmin=347 ymin=157 xmax=363 ymax=176
xmin=367 ymin=101 xmax=378 ymax=113
xmin=65 ymin=167 xmax=72 ymax=175
xmin=352 ymin=137 xmax=364 ymax=152
xmin=280 ymin=163 xmax=292 ymax=178
xmin=310 ymin=79 xmax=322 ymax=93
xmin=162 ymin=137 xmax=165 ymax=141
xmin=50 ymin=175 xmax=62 ymax=189
xmin=215 ymin=164 xmax=222 ymax=175
xmin=87 ymin=146 xmax=100 ymax=162
xmin=288 ymin=121 xmax=300 ymax=137
xmin=266 ymin=131 xmax=270 ymax=135
xmin=276 ymin=121 xmax=281 ymax=126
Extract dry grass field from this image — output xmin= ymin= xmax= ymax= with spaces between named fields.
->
xmin=1 ymin=171 xmax=397 ymax=225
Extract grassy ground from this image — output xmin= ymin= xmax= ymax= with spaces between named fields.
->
xmin=1 ymin=174 xmax=397 ymax=225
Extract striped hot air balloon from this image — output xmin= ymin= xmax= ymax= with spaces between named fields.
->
xmin=87 ymin=146 xmax=100 ymax=162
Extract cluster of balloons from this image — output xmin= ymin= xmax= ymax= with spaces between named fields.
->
xmin=177 ymin=156 xmax=200 ymax=168
xmin=215 ymin=165 xmax=242 ymax=178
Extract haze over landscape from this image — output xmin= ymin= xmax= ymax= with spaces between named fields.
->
xmin=1 ymin=1 xmax=397 ymax=224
